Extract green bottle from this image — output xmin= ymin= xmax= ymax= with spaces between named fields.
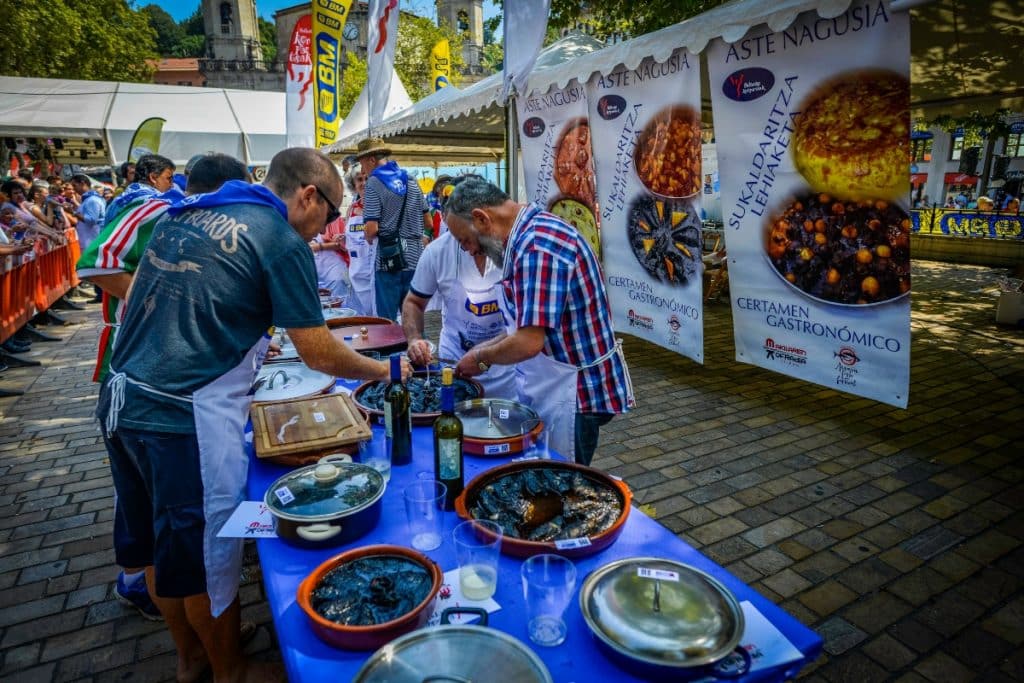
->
xmin=384 ymin=353 xmax=412 ymax=466
xmin=433 ymin=367 xmax=463 ymax=510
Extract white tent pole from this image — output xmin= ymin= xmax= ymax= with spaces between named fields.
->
xmin=100 ymin=82 xmax=121 ymax=166
xmin=223 ymin=89 xmax=252 ymax=165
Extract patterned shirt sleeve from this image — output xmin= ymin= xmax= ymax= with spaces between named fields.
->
xmin=363 ymin=177 xmax=383 ymax=223
xmin=513 ymin=235 xmax=572 ymax=331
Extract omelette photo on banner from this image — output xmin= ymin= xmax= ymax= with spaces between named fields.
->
xmin=515 ymin=79 xmax=600 ymax=257
xmin=313 ymin=0 xmax=353 ymax=148
xmin=707 ymin=2 xmax=911 ymax=408
xmin=586 ymin=50 xmax=704 ymax=363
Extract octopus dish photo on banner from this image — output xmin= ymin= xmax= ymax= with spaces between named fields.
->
xmin=516 ymin=80 xmax=601 ymax=257
xmin=586 ymin=50 xmax=704 ymax=362
xmin=708 ymin=2 xmax=911 ymax=408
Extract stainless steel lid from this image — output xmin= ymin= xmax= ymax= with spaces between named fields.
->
xmin=579 ymin=557 xmax=744 ymax=668
xmin=353 ymin=625 xmax=553 ymax=683
xmin=254 ymin=362 xmax=335 ymax=401
xmin=455 ymin=399 xmax=539 ymax=440
xmin=264 ymin=461 xmax=385 ymax=521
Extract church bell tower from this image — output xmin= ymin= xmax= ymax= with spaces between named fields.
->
xmin=436 ymin=0 xmax=484 ymax=74
xmin=203 ymin=0 xmax=263 ymax=62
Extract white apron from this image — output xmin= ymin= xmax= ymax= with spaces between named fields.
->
xmin=346 ymin=213 xmax=376 ymax=316
xmin=105 ymin=335 xmax=270 ymax=617
xmin=439 ymin=254 xmax=517 ymax=399
xmin=313 ymin=235 xmax=351 ymax=301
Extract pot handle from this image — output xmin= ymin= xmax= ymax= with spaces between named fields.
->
xmin=296 ymin=523 xmax=342 ymax=542
xmin=440 ymin=606 xmax=488 ymax=626
xmin=710 ymin=645 xmax=753 ymax=679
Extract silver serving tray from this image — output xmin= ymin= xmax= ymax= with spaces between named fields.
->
xmin=455 ymin=398 xmax=539 ymax=440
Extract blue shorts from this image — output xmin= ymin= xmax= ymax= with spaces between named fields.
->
xmin=103 ymin=427 xmax=207 ymax=598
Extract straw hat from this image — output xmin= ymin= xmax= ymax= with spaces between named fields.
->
xmin=354 ymin=137 xmax=392 ymax=160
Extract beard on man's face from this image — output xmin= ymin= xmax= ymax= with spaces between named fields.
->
xmin=478 ymin=234 xmax=504 ymax=267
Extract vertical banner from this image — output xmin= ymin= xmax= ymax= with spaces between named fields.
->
xmin=286 ymin=14 xmax=315 ymax=148
xmin=707 ymin=3 xmax=911 ymax=407
xmin=516 ymin=80 xmax=601 ymax=257
xmin=430 ymin=39 xmax=451 ymax=91
xmin=128 ymin=117 xmax=166 ymax=162
xmin=502 ymin=0 xmax=550 ymax=102
xmin=367 ymin=0 xmax=400 ymax=129
xmin=313 ymin=0 xmax=353 ymax=148
xmin=587 ymin=51 xmax=705 ymax=362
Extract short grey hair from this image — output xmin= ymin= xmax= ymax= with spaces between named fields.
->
xmin=344 ymin=164 xmax=360 ymax=192
xmin=444 ymin=177 xmax=509 ymax=221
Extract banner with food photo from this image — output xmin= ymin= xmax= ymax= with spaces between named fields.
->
xmin=515 ymin=79 xmax=601 ymax=258
xmin=586 ymin=50 xmax=704 ymax=362
xmin=707 ymin=2 xmax=911 ymax=407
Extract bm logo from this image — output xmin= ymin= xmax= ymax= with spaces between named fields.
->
xmin=465 ymin=299 xmax=499 ymax=316
xmin=315 ymin=32 xmax=339 ymax=121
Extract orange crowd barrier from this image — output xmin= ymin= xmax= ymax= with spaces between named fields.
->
xmin=2 ymin=230 xmax=80 ymax=344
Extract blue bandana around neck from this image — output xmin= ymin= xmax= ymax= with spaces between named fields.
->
xmin=106 ymin=182 xmax=158 ymax=219
xmin=371 ymin=161 xmax=409 ymax=196
xmin=172 ymin=173 xmax=188 ymax=192
xmin=166 ymin=180 xmax=287 ymax=220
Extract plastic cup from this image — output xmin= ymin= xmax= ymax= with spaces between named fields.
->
xmin=521 ymin=554 xmax=577 ymax=646
xmin=403 ymin=481 xmax=446 ymax=551
xmin=452 ymin=520 xmax=503 ymax=600
xmin=358 ymin=438 xmax=390 ymax=484
xmin=521 ymin=418 xmax=549 ymax=459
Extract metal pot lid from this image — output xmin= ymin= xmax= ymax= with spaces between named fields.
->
xmin=580 ymin=557 xmax=744 ymax=668
xmin=254 ymin=362 xmax=335 ymax=401
xmin=353 ymin=625 xmax=553 ymax=683
xmin=264 ymin=461 xmax=385 ymax=520
xmin=455 ymin=399 xmax=539 ymax=440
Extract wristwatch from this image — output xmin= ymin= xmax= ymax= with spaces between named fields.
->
xmin=475 ymin=348 xmax=491 ymax=372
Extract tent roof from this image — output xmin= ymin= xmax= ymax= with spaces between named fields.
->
xmin=326 ymin=0 xmax=1023 ymax=164
xmin=0 ymin=76 xmax=287 ymax=166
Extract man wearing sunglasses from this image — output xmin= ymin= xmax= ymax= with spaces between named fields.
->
xmin=97 ymin=147 xmax=409 ymax=683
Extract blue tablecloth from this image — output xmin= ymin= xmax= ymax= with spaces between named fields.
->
xmin=247 ymin=388 xmax=821 ymax=682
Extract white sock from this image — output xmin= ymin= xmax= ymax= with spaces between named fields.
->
xmin=122 ymin=570 xmax=144 ymax=586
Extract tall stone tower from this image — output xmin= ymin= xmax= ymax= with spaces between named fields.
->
xmin=199 ymin=0 xmax=283 ymax=90
xmin=436 ymin=0 xmax=484 ymax=75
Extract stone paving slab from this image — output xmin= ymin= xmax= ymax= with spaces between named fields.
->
xmin=0 ymin=260 xmax=1021 ymax=682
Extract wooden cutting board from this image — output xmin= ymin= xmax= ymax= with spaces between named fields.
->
xmin=250 ymin=392 xmax=371 ymax=459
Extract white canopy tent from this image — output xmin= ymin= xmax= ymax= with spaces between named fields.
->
xmin=0 ymin=76 xmax=288 ymax=166
xmin=334 ymin=69 xmax=413 ymax=145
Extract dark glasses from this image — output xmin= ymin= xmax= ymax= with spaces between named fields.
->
xmin=314 ymin=185 xmax=340 ymax=224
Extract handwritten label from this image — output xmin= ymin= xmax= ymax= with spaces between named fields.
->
xmin=637 ymin=567 xmax=680 ymax=582
xmin=499 ymin=408 xmax=510 ymax=420
xmin=313 ymin=411 xmax=326 ymax=423
xmin=484 ymin=443 xmax=511 ymax=455
xmin=555 ymin=537 xmax=592 ymax=550
xmin=273 ymin=486 xmax=295 ymax=506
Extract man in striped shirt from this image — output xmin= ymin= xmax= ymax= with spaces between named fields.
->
xmin=448 ymin=178 xmax=632 ymax=466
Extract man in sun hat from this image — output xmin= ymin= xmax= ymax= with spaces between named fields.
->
xmin=355 ymin=136 xmax=433 ymax=321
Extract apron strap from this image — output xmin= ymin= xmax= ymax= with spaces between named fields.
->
xmin=576 ymin=339 xmax=636 ymax=409
xmin=104 ymin=369 xmax=193 ymax=434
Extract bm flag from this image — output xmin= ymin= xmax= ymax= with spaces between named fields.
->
xmin=431 ymin=39 xmax=451 ymax=91
xmin=313 ymin=0 xmax=354 ymax=148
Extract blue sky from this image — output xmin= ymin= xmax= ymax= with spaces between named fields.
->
xmin=149 ymin=0 xmax=500 ymax=24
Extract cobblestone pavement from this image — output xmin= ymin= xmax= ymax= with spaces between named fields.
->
xmin=1 ymin=260 xmax=1021 ymax=682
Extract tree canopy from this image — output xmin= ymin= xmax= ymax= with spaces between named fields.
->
xmin=0 ymin=0 xmax=156 ymax=82
xmin=547 ymin=0 xmax=728 ymax=39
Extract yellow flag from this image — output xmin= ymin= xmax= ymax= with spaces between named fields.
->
xmin=430 ymin=39 xmax=451 ymax=91
xmin=313 ymin=0 xmax=355 ymax=148
xmin=127 ymin=117 xmax=165 ymax=162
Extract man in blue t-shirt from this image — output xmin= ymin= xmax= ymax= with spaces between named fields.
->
xmin=97 ymin=147 xmax=411 ymax=683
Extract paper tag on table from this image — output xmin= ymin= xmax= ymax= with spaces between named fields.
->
xmin=217 ymin=501 xmax=278 ymax=538
xmin=426 ymin=568 xmax=501 ymax=626
xmin=689 ymin=601 xmax=803 ymax=682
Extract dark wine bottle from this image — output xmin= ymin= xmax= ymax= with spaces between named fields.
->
xmin=433 ymin=367 xmax=463 ymax=510
xmin=384 ymin=353 xmax=412 ymax=466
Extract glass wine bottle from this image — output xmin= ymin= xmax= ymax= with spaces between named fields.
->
xmin=433 ymin=367 xmax=463 ymax=510
xmin=384 ymin=353 xmax=412 ymax=466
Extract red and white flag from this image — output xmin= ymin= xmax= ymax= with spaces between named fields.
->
xmin=285 ymin=14 xmax=314 ymax=148
xmin=367 ymin=0 xmax=400 ymax=130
